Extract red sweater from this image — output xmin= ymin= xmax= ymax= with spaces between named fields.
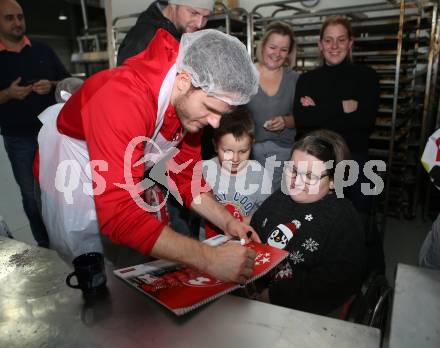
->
xmin=55 ymin=29 xmax=204 ymax=255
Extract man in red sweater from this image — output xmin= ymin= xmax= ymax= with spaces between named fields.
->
xmin=37 ymin=29 xmax=260 ymax=284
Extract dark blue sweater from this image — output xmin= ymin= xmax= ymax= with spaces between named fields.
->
xmin=0 ymin=40 xmax=69 ymax=136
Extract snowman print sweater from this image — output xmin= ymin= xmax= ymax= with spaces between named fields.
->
xmin=250 ymin=190 xmax=367 ymax=315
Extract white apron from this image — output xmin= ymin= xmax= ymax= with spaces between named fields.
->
xmin=38 ymin=64 xmax=183 ymax=263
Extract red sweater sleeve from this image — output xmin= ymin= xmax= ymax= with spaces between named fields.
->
xmin=81 ymin=74 xmax=166 ymax=255
xmin=168 ymin=130 xmax=210 ymax=208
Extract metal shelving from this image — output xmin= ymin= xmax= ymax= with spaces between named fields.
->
xmin=105 ymin=1 xmax=440 ymax=228
xmin=247 ymin=0 xmax=440 ymax=230
xmin=204 ymin=6 xmax=249 ymax=43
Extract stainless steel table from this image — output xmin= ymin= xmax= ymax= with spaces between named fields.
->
xmin=0 ymin=237 xmax=380 ymax=348
xmin=389 ymin=263 xmax=440 ymax=348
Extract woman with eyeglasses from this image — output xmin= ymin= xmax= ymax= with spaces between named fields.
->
xmin=248 ymin=130 xmax=366 ymax=315
xmin=293 ymin=16 xmax=380 ymax=216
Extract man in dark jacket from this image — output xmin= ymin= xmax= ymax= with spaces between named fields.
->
xmin=117 ymin=0 xmax=213 ymax=66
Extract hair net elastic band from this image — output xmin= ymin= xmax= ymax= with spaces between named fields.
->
xmin=55 ymin=77 xmax=84 ymax=103
xmin=168 ymin=0 xmax=214 ymax=10
xmin=176 ymin=29 xmax=259 ymax=106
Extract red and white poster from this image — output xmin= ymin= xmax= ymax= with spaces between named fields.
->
xmin=114 ymin=236 xmax=288 ymax=315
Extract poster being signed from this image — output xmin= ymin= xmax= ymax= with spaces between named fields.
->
xmin=114 ymin=235 xmax=288 ymax=315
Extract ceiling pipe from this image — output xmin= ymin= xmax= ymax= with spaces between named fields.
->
xmin=80 ymin=0 xmax=89 ymax=33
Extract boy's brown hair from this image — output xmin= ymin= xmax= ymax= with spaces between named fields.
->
xmin=213 ymin=107 xmax=255 ymax=145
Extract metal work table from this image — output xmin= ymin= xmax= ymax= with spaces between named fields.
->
xmin=389 ymin=263 xmax=440 ymax=348
xmin=0 ymin=237 xmax=380 ymax=348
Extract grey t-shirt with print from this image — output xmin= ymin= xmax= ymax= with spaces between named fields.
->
xmin=203 ymin=157 xmax=273 ymax=218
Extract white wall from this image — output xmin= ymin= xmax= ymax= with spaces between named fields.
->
xmin=112 ymin=0 xmax=154 ymax=19
xmin=110 ymin=0 xmax=388 ymax=20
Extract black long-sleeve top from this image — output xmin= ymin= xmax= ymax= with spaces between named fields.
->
xmin=293 ymin=60 xmax=380 ymax=154
xmin=117 ymin=1 xmax=181 ymax=66
xmin=250 ymin=190 xmax=366 ymax=315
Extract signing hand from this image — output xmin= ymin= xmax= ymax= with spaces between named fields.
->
xmin=264 ymin=116 xmax=286 ymax=132
xmin=205 ymin=242 xmax=256 ymax=283
xmin=224 ymin=217 xmax=261 ymax=244
xmin=300 ymin=95 xmax=316 ymax=107
xmin=342 ymin=99 xmax=358 ymax=113
xmin=6 ymin=77 xmax=32 ymax=100
xmin=32 ymin=79 xmax=53 ymax=95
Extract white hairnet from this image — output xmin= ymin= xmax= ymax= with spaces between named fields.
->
xmin=176 ymin=29 xmax=259 ymax=106
xmin=55 ymin=77 xmax=83 ymax=103
xmin=168 ymin=0 xmax=214 ymax=10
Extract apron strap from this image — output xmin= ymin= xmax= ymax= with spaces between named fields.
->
xmin=154 ymin=63 xmax=177 ymax=139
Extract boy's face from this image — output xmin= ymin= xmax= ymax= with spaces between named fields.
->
xmin=215 ymin=133 xmax=252 ymax=174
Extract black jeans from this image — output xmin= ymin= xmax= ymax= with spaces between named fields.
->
xmin=346 ymin=152 xmax=384 ymax=274
xmin=345 ymin=152 xmax=373 ymax=215
xmin=3 ymin=135 xmax=49 ymax=247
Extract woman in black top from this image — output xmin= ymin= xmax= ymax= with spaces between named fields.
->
xmin=294 ymin=16 xmax=380 ymax=215
xmin=249 ymin=130 xmax=366 ymax=315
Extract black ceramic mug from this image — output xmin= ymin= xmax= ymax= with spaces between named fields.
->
xmin=66 ymin=252 xmax=107 ymax=295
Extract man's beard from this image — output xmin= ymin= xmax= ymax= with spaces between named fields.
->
xmin=7 ymin=27 xmax=25 ymax=42
xmin=174 ymin=89 xmax=201 ymax=133
xmin=176 ymin=109 xmax=200 ymax=133
xmin=175 ymin=23 xmax=186 ymax=34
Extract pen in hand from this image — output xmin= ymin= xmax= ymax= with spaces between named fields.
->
xmin=240 ymin=231 xmax=254 ymax=246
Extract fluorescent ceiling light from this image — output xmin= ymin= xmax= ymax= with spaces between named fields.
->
xmin=58 ymin=10 xmax=68 ymax=21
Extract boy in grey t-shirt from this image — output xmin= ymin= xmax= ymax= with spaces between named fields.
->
xmin=202 ymin=109 xmax=273 ymax=238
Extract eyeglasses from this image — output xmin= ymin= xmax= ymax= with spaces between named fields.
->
xmin=284 ymin=163 xmax=329 ymax=185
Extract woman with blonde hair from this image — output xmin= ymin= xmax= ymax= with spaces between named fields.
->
xmin=247 ymin=21 xmax=299 ymax=190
